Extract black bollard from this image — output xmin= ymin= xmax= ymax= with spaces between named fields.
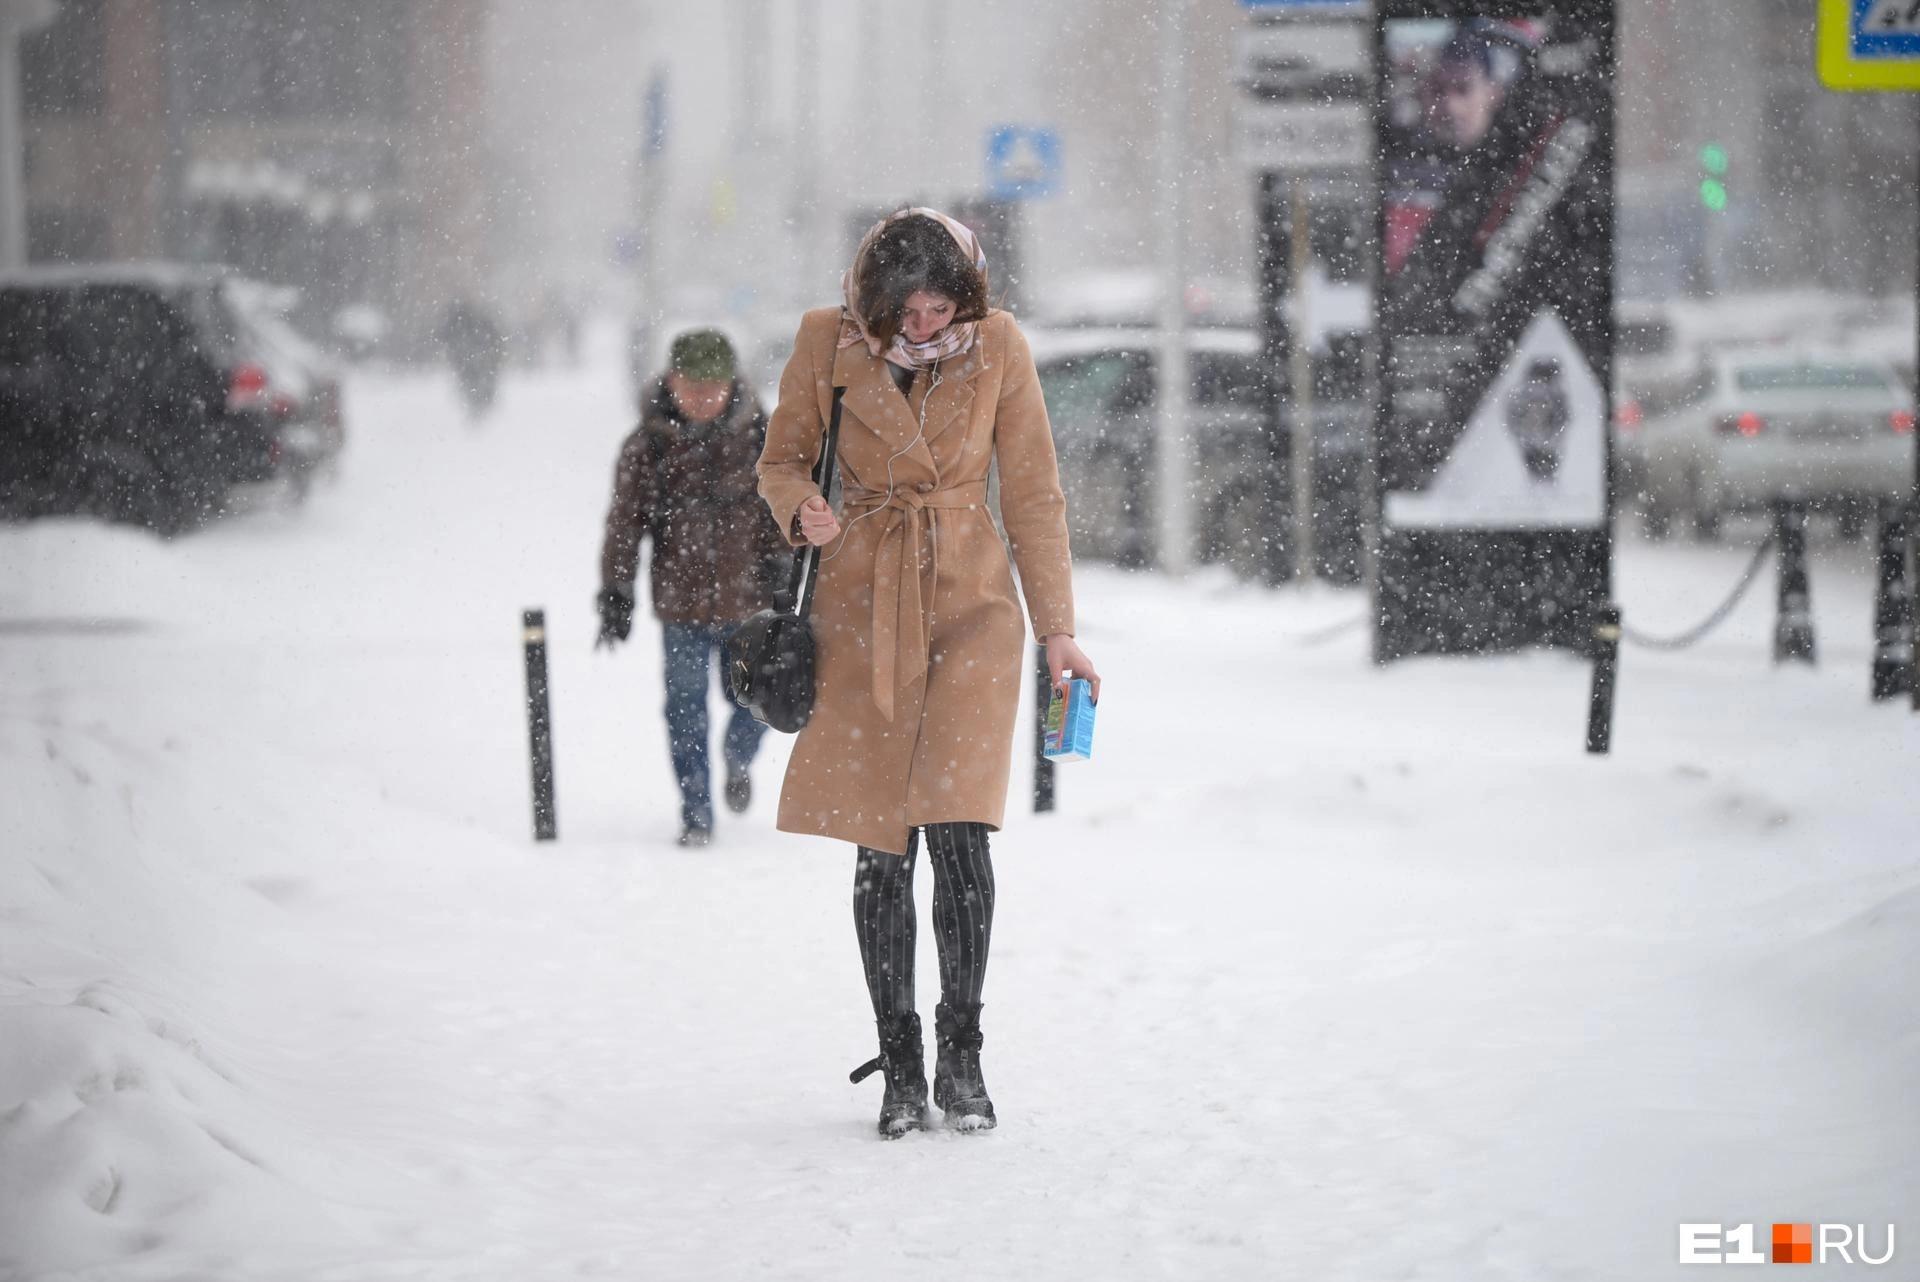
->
xmin=1909 ymin=510 xmax=1920 ymax=713
xmin=1772 ymin=499 xmax=1816 ymax=665
xmin=523 ymin=608 xmax=558 ymax=841
xmin=1585 ymin=604 xmax=1621 ymax=755
xmin=1033 ymin=643 xmax=1056 ymax=813
xmin=1871 ymin=499 xmax=1913 ymax=701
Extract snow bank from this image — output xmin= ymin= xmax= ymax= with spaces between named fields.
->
xmin=4 ymin=351 xmax=1915 ymax=1279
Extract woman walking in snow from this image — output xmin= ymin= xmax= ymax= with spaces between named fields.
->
xmin=758 ymin=208 xmax=1100 ymax=1137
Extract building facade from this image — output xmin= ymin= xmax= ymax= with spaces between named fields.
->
xmin=18 ymin=0 xmax=1916 ymax=354
xmin=22 ymin=0 xmax=493 ymax=346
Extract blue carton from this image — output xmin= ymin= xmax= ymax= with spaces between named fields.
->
xmin=1042 ymin=677 xmax=1096 ymax=762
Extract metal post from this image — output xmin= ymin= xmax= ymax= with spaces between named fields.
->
xmin=1033 ymin=644 xmax=1056 ymax=813
xmin=1911 ymin=500 xmax=1920 ymax=712
xmin=1772 ymin=499 xmax=1816 ymax=665
xmin=794 ymin=0 xmax=822 ymax=303
xmin=0 ymin=2 xmax=60 ymax=270
xmin=1585 ymin=604 xmax=1621 ymax=754
xmin=1154 ymin=0 xmax=1191 ymax=576
xmin=633 ymin=67 xmax=668 ymax=386
xmin=1911 ymin=508 xmax=1920 ymax=711
xmin=1872 ymin=498 xmax=1913 ymax=700
xmin=1254 ymin=171 xmax=1289 ymax=587
xmin=523 ymin=608 xmax=558 ymax=841
xmin=1287 ymin=179 xmax=1316 ymax=581
xmin=0 ymin=8 xmax=27 ymax=271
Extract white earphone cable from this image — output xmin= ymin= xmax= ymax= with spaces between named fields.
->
xmin=819 ymin=357 xmax=943 ymax=565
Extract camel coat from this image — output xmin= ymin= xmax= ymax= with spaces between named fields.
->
xmin=757 ymin=307 xmax=1075 ymax=856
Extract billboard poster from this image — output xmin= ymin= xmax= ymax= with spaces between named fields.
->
xmin=1372 ymin=0 xmax=1614 ymax=660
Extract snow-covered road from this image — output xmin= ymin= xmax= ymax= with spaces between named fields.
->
xmin=3 ymin=335 xmax=1915 ymax=1280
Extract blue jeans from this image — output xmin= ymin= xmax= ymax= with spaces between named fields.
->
xmin=663 ymin=621 xmax=767 ymax=831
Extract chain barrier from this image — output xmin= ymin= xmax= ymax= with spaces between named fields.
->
xmin=1619 ymin=533 xmax=1778 ymax=652
xmin=1269 ymin=532 xmax=1782 ymax=653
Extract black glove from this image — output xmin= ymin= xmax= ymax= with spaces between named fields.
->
xmin=596 ymin=585 xmax=634 ymax=648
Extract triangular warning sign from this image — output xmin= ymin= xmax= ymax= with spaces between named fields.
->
xmin=1385 ymin=309 xmax=1607 ymax=530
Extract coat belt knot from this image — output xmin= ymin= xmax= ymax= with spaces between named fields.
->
xmin=842 ymin=479 xmax=991 ymax=722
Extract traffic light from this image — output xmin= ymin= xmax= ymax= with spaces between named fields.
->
xmin=1699 ymin=143 xmax=1729 ymax=213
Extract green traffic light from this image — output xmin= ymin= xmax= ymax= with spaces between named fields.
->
xmin=1700 ymin=178 xmax=1728 ymax=212
xmin=1700 ymin=144 xmax=1729 ymax=176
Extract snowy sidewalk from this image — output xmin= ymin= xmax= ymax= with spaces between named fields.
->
xmin=2 ymin=356 xmax=1915 ymax=1280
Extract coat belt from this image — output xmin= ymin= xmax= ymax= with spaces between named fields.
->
xmin=840 ymin=479 xmax=990 ymax=722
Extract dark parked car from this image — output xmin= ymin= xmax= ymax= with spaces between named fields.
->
xmin=1031 ymin=326 xmax=1368 ymax=583
xmin=0 ymin=263 xmax=343 ymax=534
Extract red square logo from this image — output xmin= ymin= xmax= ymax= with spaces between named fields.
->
xmin=1772 ymin=1223 xmax=1813 ymax=1264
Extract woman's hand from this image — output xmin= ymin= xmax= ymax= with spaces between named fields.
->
xmin=798 ymin=495 xmax=842 ymax=547
xmin=1043 ymin=634 xmax=1100 ymax=704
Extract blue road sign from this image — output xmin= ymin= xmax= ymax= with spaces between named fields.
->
xmin=1819 ymin=0 xmax=1920 ymax=88
xmin=986 ymin=126 xmax=1062 ymax=201
xmin=1852 ymin=0 xmax=1920 ymax=55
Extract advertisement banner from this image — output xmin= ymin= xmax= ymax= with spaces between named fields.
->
xmin=1372 ymin=0 xmax=1614 ymax=660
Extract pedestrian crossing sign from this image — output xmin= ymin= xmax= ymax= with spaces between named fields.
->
xmin=986 ymin=126 xmax=1062 ymax=201
xmin=1819 ymin=0 xmax=1920 ymax=90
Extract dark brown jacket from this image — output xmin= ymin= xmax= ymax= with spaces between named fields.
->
xmin=602 ymin=378 xmax=791 ymax=627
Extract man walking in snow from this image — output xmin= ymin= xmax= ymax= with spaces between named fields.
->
xmin=597 ymin=329 xmax=789 ymax=847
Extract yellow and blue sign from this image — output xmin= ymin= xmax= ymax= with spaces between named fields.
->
xmin=1818 ymin=0 xmax=1920 ymax=90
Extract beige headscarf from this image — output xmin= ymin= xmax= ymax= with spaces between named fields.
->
xmin=838 ymin=207 xmax=989 ymax=371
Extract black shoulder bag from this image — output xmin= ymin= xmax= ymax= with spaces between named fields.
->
xmin=726 ymin=386 xmax=844 ymax=733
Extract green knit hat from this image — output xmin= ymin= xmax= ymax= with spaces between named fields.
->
xmin=668 ymin=328 xmax=737 ymax=382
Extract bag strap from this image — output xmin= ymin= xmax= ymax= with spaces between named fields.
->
xmin=776 ymin=385 xmax=844 ymax=619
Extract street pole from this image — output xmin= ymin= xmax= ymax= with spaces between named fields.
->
xmin=1155 ymin=0 xmax=1191 ymax=575
xmin=0 ymin=1 xmax=60 ymax=270
xmin=728 ymin=0 xmax=763 ymax=306
xmin=794 ymin=0 xmax=822 ymax=306
xmin=1255 ymin=171 xmax=1289 ymax=587
xmin=635 ymin=67 xmax=668 ymax=387
xmin=1287 ymin=180 xmax=1316 ymax=581
xmin=1912 ymin=109 xmax=1920 ymax=710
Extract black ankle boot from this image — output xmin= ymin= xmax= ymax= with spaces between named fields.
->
xmin=849 ymin=1012 xmax=928 ymax=1139
xmin=933 ymin=1000 xmax=996 ymax=1132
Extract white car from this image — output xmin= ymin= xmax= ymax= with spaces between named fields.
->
xmin=1639 ymin=348 xmax=1914 ymax=541
xmin=1027 ymin=325 xmax=1370 ymax=582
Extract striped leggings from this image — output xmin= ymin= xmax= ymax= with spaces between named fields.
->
xmin=853 ymin=822 xmax=995 ymax=1020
